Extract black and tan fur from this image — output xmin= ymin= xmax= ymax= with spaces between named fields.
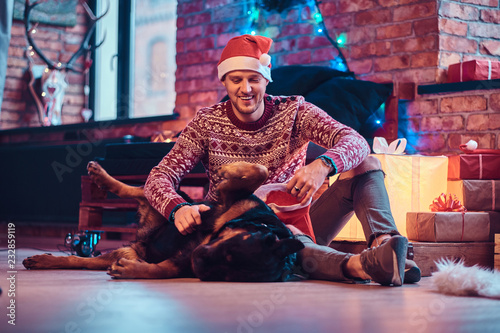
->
xmin=23 ymin=161 xmax=303 ymax=281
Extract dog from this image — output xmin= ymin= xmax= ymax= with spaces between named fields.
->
xmin=23 ymin=161 xmax=304 ymax=282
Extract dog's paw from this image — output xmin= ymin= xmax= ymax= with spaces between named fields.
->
xmin=23 ymin=253 xmax=55 ymax=269
xmin=107 ymin=258 xmax=150 ymax=279
xmin=87 ymin=161 xmax=113 ymax=190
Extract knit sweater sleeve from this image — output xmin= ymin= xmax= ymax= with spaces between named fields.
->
xmin=144 ymin=112 xmax=207 ymax=218
xmin=297 ymin=99 xmax=370 ymax=174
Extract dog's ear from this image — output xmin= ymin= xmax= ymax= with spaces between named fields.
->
xmin=273 ymin=238 xmax=304 ymax=259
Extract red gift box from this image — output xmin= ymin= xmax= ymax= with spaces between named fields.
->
xmin=448 ymin=60 xmax=500 ymax=83
xmin=448 ymin=154 xmax=500 ymax=180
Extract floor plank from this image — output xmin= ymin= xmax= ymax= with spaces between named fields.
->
xmin=1 ymin=237 xmax=499 ymax=333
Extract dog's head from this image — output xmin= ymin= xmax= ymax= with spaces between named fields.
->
xmin=191 ymin=226 xmax=304 ymax=282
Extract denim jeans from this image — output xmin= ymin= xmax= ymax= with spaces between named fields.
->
xmin=295 ymin=170 xmax=401 ymax=281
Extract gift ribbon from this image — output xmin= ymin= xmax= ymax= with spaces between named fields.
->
xmin=429 ymin=193 xmax=466 ymax=212
xmin=493 ymin=180 xmax=496 ymax=211
xmin=429 ymin=193 xmax=466 ymax=241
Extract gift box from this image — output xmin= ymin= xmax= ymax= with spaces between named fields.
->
xmin=406 ymin=212 xmax=490 ymax=242
xmin=333 ymin=153 xmax=448 ymax=239
xmin=448 ymin=180 xmax=500 ymax=211
xmin=447 ymin=60 xmax=500 ymax=83
xmin=448 ymin=154 xmax=500 ymax=180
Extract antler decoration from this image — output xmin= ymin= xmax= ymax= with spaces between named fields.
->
xmin=24 ymin=0 xmax=108 ymax=126
xmin=429 ymin=193 xmax=466 ymax=212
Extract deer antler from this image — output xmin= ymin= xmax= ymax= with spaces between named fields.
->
xmin=24 ymin=0 xmax=109 ymax=73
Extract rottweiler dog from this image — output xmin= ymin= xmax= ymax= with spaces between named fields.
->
xmin=23 ymin=161 xmax=304 ymax=282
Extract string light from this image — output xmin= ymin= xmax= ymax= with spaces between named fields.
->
xmin=242 ymin=0 xmax=351 ymax=74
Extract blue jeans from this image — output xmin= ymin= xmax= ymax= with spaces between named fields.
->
xmin=296 ymin=170 xmax=400 ymax=281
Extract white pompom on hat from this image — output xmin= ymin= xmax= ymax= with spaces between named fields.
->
xmin=217 ymin=34 xmax=273 ymax=82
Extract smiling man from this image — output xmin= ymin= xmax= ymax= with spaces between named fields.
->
xmin=144 ymin=34 xmax=420 ymax=286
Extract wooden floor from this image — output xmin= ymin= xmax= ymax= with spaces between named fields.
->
xmin=1 ymin=237 xmax=499 ymax=333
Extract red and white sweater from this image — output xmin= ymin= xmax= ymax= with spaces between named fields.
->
xmin=144 ymin=94 xmax=370 ymax=219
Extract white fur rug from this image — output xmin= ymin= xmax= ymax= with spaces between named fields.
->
xmin=431 ymin=259 xmax=500 ymax=299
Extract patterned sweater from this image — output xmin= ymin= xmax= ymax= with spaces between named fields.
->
xmin=144 ymin=94 xmax=370 ymax=219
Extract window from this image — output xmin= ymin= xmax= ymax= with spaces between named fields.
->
xmin=93 ymin=0 xmax=177 ymax=121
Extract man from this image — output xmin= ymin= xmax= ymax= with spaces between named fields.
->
xmin=144 ymin=34 xmax=420 ymax=286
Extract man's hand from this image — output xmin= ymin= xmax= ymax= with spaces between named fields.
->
xmin=286 ymin=159 xmax=331 ymax=205
xmin=174 ymin=204 xmax=211 ymax=235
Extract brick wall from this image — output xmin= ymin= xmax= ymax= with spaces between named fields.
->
xmin=401 ymin=88 xmax=500 ymax=154
xmin=1 ymin=0 xmax=499 ymax=153
xmin=1 ymin=3 xmax=90 ymax=130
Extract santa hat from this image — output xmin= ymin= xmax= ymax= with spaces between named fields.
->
xmin=217 ymin=34 xmax=273 ymax=82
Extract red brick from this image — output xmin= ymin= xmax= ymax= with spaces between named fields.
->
xmin=393 ymin=36 xmax=438 ymax=53
xmin=216 ymin=33 xmax=236 ymax=48
xmin=1 ymin=102 xmax=25 ymax=115
xmin=278 ymin=23 xmax=313 ymax=37
xmin=350 ymin=41 xmax=391 ymax=59
xmin=411 ymin=51 xmax=439 ymax=68
xmin=439 ymin=18 xmax=468 ymax=36
xmin=283 ymin=51 xmax=311 ymax=65
xmin=491 ymin=93 xmax=500 ymax=111
xmin=349 ymin=58 xmax=373 ymax=74
xmin=338 ymin=0 xmax=376 ymax=13
xmin=469 ymin=22 xmax=500 ymax=38
xmin=323 ymin=15 xmax=354 ymax=30
xmin=480 ymin=40 xmax=500 ymax=56
xmin=378 ymin=0 xmax=399 ymax=7
xmin=421 ymin=115 xmax=464 ymax=132
xmin=448 ymin=133 xmax=494 ymax=150
xmin=318 ymin=2 xmax=336 ymax=16
xmin=414 ymin=18 xmax=439 ymax=36
xmin=376 ymin=23 xmax=412 ymax=39
xmin=439 ymin=35 xmax=478 ymax=53
xmin=176 ymin=51 xmax=203 ymax=65
xmin=440 ymin=52 xmax=462 ymax=68
xmin=184 ymin=12 xmax=212 ymax=26
xmin=177 ymin=26 xmax=203 ymax=40
xmin=405 ymin=99 xmax=438 ymax=116
xmin=441 ymin=96 xmax=487 ymax=112
xmin=1 ymin=90 xmax=22 ymax=101
xmin=205 ymin=0 xmax=232 ymax=9
xmin=178 ymin=1 xmax=204 ymax=14
xmin=358 ymin=72 xmax=394 ymax=83
xmin=481 ymin=9 xmax=500 ymax=23
xmin=186 ymin=37 xmax=215 ymax=51
xmin=347 ymin=27 xmax=376 ymax=44
xmin=439 ymin=2 xmax=479 ymax=21
xmin=177 ymin=17 xmax=185 ymax=29
xmin=284 ymin=9 xmax=300 ymax=23
xmin=462 ymin=0 xmax=498 ymax=6
xmin=272 ymin=39 xmax=297 ymax=53
xmin=394 ymin=2 xmax=436 ymax=22
xmin=467 ymin=113 xmax=500 ymax=131
xmin=297 ymin=36 xmax=331 ymax=49
xmin=374 ymin=55 xmax=410 ymax=71
xmin=413 ymin=133 xmax=446 ymax=152
xmin=394 ymin=68 xmax=439 ymax=84
xmin=355 ymin=9 xmax=391 ymax=26
xmin=183 ymin=63 xmax=217 ymax=79
xmin=205 ymin=22 xmax=234 ymax=36
xmin=189 ymin=91 xmax=219 ymax=104
xmin=213 ymin=5 xmax=243 ymax=21
xmin=311 ymin=47 xmax=338 ymax=63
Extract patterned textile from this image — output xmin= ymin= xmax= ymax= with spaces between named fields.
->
xmin=144 ymin=94 xmax=370 ymax=219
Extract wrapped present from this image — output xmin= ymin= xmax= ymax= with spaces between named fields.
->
xmin=448 ymin=154 xmax=500 ymax=180
xmin=448 ymin=60 xmax=500 ymax=83
xmin=448 ymin=180 xmax=500 ymax=211
xmin=332 ymin=147 xmax=448 ymax=239
xmin=406 ymin=212 xmax=490 ymax=242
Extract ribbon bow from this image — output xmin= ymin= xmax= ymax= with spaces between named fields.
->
xmin=373 ymin=137 xmax=407 ymax=154
xmin=429 ymin=193 xmax=466 ymax=212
